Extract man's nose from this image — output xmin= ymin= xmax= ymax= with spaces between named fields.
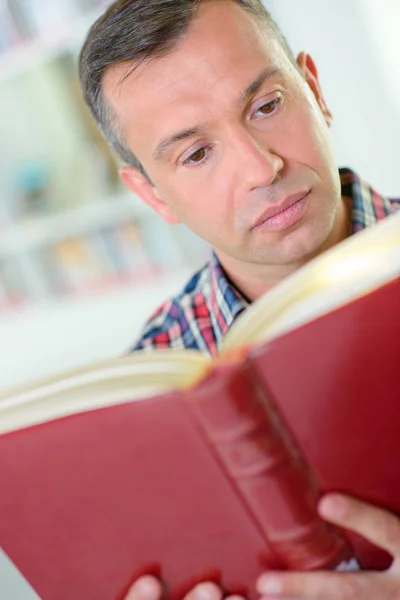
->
xmin=230 ymin=129 xmax=284 ymax=189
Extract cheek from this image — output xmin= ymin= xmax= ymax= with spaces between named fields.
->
xmin=281 ymin=94 xmax=333 ymax=164
xmin=157 ymin=179 xmax=227 ymax=234
xmin=163 ymin=169 xmax=233 ymax=223
xmin=300 ymin=114 xmax=335 ymax=166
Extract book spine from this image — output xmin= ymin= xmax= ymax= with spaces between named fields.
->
xmin=186 ymin=361 xmax=355 ymax=570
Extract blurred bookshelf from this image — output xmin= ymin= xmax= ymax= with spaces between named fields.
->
xmin=0 ymin=1 xmax=108 ymax=83
xmin=0 ymin=0 xmax=210 ymax=314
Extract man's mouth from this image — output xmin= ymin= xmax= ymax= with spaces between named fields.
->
xmin=252 ymin=190 xmax=310 ymax=232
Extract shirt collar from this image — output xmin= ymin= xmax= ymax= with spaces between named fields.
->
xmin=339 ymin=167 xmax=395 ymax=233
xmin=207 ymin=250 xmax=248 ymax=338
xmin=207 ymin=168 xmax=390 ymax=341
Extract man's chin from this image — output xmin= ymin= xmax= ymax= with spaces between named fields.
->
xmin=249 ymin=229 xmax=327 ymax=267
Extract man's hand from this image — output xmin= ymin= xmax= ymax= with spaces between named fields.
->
xmin=124 ymin=578 xmax=243 ymax=600
xmin=257 ymin=493 xmax=400 ymax=599
xmin=124 ymin=493 xmax=400 ymax=600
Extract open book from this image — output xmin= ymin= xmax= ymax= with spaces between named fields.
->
xmin=0 ymin=210 xmax=399 ymax=600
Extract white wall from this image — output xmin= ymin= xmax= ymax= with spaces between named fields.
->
xmin=265 ymin=0 xmax=400 ymax=196
xmin=361 ymin=0 xmax=400 ymax=105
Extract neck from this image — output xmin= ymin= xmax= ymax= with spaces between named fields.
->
xmin=216 ymin=197 xmax=351 ymax=302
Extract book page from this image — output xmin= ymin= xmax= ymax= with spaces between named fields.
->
xmin=0 ymin=351 xmax=209 ymax=435
xmin=222 ymin=210 xmax=400 ymax=350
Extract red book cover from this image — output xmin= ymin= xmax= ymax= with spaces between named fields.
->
xmin=249 ymin=277 xmax=400 ymax=570
xmin=0 ymin=213 xmax=398 ymax=599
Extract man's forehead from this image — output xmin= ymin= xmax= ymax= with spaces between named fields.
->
xmin=103 ymin=1 xmax=284 ymax=105
xmin=102 ymin=0 xmax=290 ymax=153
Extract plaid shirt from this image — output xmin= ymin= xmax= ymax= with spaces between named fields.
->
xmin=132 ymin=168 xmax=399 ymax=356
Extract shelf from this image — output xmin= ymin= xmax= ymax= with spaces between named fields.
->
xmin=0 ymin=5 xmax=105 ymax=85
xmin=0 ymin=193 xmax=152 ymax=258
xmin=0 ymin=266 xmax=195 ymax=392
xmin=0 ymin=264 xmax=186 ymax=317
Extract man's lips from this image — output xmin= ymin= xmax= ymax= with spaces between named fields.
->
xmin=252 ymin=190 xmax=310 ymax=230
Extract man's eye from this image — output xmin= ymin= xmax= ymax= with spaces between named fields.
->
xmin=183 ymin=147 xmax=207 ymax=165
xmin=255 ymin=97 xmax=281 ymax=117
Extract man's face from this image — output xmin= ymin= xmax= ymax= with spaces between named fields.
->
xmin=104 ymin=0 xmax=342 ymax=269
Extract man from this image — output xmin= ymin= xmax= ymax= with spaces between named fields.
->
xmin=79 ymin=0 xmax=400 ymax=597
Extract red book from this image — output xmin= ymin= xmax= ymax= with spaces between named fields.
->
xmin=0 ymin=212 xmax=399 ymax=600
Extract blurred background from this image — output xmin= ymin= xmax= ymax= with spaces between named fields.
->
xmin=0 ymin=0 xmax=398 ymax=391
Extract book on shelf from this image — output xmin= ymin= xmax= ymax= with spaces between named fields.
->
xmin=0 ymin=257 xmax=30 ymax=308
xmin=36 ymin=220 xmax=158 ymax=298
xmin=0 ymin=2 xmax=21 ymax=51
xmin=0 ymin=213 xmax=177 ymax=310
xmin=0 ymin=210 xmax=399 ymax=600
xmin=3 ymin=0 xmax=32 ymax=42
xmin=51 ymin=235 xmax=111 ymax=294
xmin=98 ymin=219 xmax=156 ymax=280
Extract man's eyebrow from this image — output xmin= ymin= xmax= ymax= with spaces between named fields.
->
xmin=241 ymin=67 xmax=285 ymax=102
xmin=152 ymin=67 xmax=284 ymax=162
xmin=153 ymin=127 xmax=205 ymax=162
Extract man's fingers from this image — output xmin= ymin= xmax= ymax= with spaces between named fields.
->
xmin=123 ymin=579 xmax=245 ymax=600
xmin=318 ymin=493 xmax=400 ymax=558
xmin=257 ymin=570 xmax=375 ymax=599
xmin=259 ymin=597 xmax=300 ymax=600
xmin=183 ymin=582 xmax=223 ymax=600
xmin=124 ymin=575 xmax=164 ymax=600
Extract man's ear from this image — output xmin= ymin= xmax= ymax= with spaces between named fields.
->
xmin=296 ymin=52 xmax=333 ymax=127
xmin=119 ymin=166 xmax=181 ymax=224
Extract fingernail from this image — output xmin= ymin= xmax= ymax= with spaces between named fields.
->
xmin=256 ymin=575 xmax=283 ymax=595
xmin=319 ymin=494 xmax=347 ymax=519
xmin=192 ymin=583 xmax=219 ymax=600
xmin=134 ymin=576 xmax=160 ymax=599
